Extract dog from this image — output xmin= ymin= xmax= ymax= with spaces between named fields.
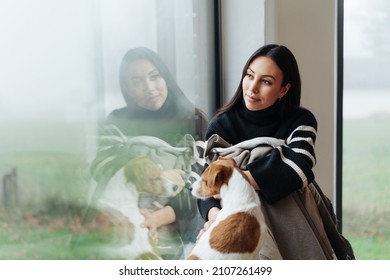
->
xmin=187 ymin=156 xmax=267 ymax=260
xmin=124 ymin=155 xmax=185 ymax=197
xmin=95 ymin=155 xmax=188 ymax=260
xmin=95 ymin=167 xmax=161 ymax=260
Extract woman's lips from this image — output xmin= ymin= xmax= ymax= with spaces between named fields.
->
xmin=149 ymin=95 xmax=161 ymax=103
xmin=245 ymin=94 xmax=259 ymax=103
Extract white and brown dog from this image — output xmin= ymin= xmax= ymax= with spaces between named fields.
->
xmin=96 ymin=156 xmax=186 ymax=260
xmin=187 ymin=157 xmax=267 ymax=260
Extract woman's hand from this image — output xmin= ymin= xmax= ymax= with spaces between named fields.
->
xmin=243 ymin=170 xmax=260 ymax=190
xmin=196 ymin=207 xmax=220 ymax=240
xmin=139 ymin=206 xmax=176 ymax=241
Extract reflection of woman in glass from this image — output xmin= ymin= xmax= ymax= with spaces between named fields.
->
xmin=92 ymin=47 xmax=207 ymax=259
xmin=109 ymin=47 xmax=206 ymax=143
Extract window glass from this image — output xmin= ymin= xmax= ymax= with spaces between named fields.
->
xmin=0 ymin=0 xmax=214 ymax=259
xmin=343 ymin=0 xmax=390 ymax=259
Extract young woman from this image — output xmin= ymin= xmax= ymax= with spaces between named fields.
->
xmin=108 ymin=46 xmax=207 ymax=143
xmin=197 ymin=44 xmax=319 ymax=259
xmin=90 ymin=47 xmax=207 ymax=259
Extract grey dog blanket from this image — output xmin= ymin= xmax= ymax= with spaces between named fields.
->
xmin=204 ymin=134 xmax=285 ymax=168
xmin=203 ymin=134 xmax=355 ymax=260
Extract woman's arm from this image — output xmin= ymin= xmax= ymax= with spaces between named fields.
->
xmin=243 ymin=170 xmax=260 ymax=190
xmin=139 ymin=206 xmax=176 ymax=241
xmin=196 ymin=206 xmax=220 ymax=240
xmin=248 ymin=110 xmax=317 ymax=203
xmin=140 ymin=205 xmax=176 ymax=229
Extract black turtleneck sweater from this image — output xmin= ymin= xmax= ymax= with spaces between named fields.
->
xmin=198 ymin=101 xmax=318 ymax=220
xmin=105 ymin=96 xmax=204 ymax=145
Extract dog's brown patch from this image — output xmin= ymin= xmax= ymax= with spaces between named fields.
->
xmin=209 ymin=212 xmax=260 ymax=254
xmin=196 ymin=157 xmax=235 ymax=197
xmin=187 ymin=254 xmax=200 ymax=260
xmin=123 ymin=156 xmax=163 ymax=194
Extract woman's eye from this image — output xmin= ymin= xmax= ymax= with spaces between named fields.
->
xmin=131 ymin=78 xmax=142 ymax=87
xmin=150 ymin=74 xmax=160 ymax=81
xmin=245 ymin=73 xmax=254 ymax=79
xmin=261 ymin=79 xmax=271 ymax=85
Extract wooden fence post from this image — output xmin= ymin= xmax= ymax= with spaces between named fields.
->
xmin=2 ymin=168 xmax=18 ymax=215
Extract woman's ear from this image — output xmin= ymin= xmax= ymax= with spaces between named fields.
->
xmin=279 ymin=83 xmax=291 ymax=99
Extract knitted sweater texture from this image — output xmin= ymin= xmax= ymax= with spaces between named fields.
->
xmin=198 ymin=101 xmax=318 ymax=220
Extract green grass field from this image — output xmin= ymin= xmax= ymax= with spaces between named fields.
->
xmin=0 ymin=117 xmax=389 ymax=259
xmin=0 ymin=149 xmax=94 ymax=259
xmin=342 ymin=115 xmax=390 ymax=259
xmin=0 ymin=149 xmax=122 ymax=259
xmin=0 ymin=222 xmax=104 ymax=260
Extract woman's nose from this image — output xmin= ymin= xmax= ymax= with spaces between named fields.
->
xmin=143 ymin=79 xmax=154 ymax=91
xmin=249 ymin=79 xmax=260 ymax=93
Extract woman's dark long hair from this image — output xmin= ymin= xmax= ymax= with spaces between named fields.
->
xmin=215 ymin=44 xmax=301 ymax=119
xmin=119 ymin=47 xmax=194 ymax=117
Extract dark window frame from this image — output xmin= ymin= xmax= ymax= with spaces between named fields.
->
xmin=336 ymin=0 xmax=344 ymax=232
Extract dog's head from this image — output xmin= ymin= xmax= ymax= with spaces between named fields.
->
xmin=191 ymin=157 xmax=240 ymax=199
xmin=124 ymin=156 xmax=164 ymax=194
xmin=123 ymin=156 xmax=185 ymax=196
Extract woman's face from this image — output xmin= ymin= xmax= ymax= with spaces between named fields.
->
xmin=124 ymin=59 xmax=168 ymax=111
xmin=242 ymin=56 xmax=290 ymax=111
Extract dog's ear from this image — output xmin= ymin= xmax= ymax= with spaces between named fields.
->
xmin=210 ymin=163 xmax=233 ymax=188
xmin=124 ymin=156 xmax=161 ymax=189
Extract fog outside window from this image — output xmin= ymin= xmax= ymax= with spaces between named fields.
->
xmin=0 ymin=0 xmax=215 ymax=259
xmin=343 ymin=0 xmax=390 ymax=259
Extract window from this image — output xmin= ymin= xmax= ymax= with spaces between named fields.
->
xmin=343 ymin=0 xmax=390 ymax=259
xmin=0 ymin=0 xmax=216 ymax=259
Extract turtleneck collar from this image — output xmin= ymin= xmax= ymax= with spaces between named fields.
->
xmin=125 ymin=94 xmax=177 ymax=119
xmin=238 ymin=99 xmax=281 ymax=126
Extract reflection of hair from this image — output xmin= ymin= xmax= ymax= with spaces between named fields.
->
xmin=119 ymin=47 xmax=193 ymax=116
xmin=215 ymin=44 xmax=301 ymax=119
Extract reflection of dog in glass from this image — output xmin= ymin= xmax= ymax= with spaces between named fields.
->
xmin=96 ymin=155 xmax=186 ymax=259
xmin=124 ymin=156 xmax=185 ymax=197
